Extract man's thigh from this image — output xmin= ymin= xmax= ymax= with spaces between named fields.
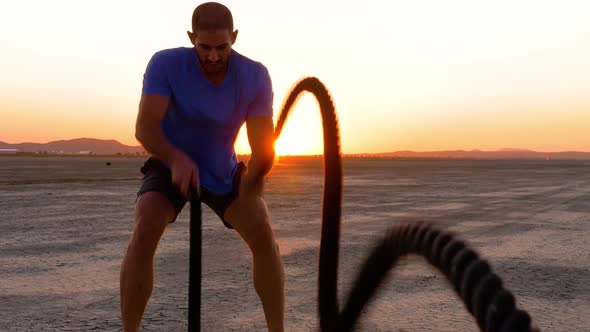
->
xmin=223 ymin=193 xmax=273 ymax=240
xmin=134 ymin=191 xmax=177 ymax=229
xmin=136 ymin=158 xmax=187 ymax=223
xmin=200 ymin=161 xmax=246 ymax=229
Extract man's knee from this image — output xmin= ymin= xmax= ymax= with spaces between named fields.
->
xmin=131 ymin=192 xmax=175 ymax=253
xmin=245 ymin=218 xmax=279 ymax=254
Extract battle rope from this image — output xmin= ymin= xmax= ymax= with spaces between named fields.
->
xmin=189 ymin=190 xmax=202 ymax=332
xmin=188 ymin=77 xmax=538 ymax=331
xmin=274 ymin=77 xmax=343 ymax=330
xmin=274 ymin=77 xmax=537 ymax=332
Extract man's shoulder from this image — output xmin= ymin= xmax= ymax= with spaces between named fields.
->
xmin=151 ymin=47 xmax=193 ymax=63
xmin=232 ymin=50 xmax=268 ymax=76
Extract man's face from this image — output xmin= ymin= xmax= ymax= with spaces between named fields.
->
xmin=188 ymin=29 xmax=237 ymax=75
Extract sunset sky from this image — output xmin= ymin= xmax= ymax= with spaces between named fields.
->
xmin=1 ymin=0 xmax=589 ymax=155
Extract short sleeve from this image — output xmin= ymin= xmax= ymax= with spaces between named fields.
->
xmin=246 ymin=65 xmax=274 ymax=118
xmin=141 ymin=52 xmax=172 ymax=97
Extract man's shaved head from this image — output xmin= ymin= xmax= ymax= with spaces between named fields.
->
xmin=192 ymin=2 xmax=234 ymax=33
xmin=187 ymin=3 xmax=238 ymax=80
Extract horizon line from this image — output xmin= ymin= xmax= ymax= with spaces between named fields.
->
xmin=1 ymin=137 xmax=589 ymax=154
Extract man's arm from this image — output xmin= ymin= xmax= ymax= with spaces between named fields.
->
xmin=135 ymin=95 xmax=180 ymax=164
xmin=242 ymin=115 xmax=275 ymax=193
xmin=135 ymin=94 xmax=198 ymax=198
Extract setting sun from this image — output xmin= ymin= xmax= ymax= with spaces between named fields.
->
xmin=274 ymin=128 xmax=322 ymax=156
xmin=273 ymin=94 xmax=325 ymax=156
xmin=234 ymin=93 xmax=326 ymax=156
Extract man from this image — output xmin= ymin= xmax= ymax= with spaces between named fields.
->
xmin=120 ymin=2 xmax=284 ymax=331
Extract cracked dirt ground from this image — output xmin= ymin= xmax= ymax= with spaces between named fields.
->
xmin=1 ymin=157 xmax=589 ymax=331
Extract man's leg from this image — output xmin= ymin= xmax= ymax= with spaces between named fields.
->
xmin=120 ymin=192 xmax=175 ymax=332
xmin=224 ymin=194 xmax=285 ymax=332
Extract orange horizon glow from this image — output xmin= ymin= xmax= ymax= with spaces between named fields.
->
xmin=2 ymin=95 xmax=589 ymax=154
xmin=2 ymin=101 xmax=590 ymax=155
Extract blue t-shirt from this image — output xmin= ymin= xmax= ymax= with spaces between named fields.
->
xmin=141 ymin=47 xmax=273 ymax=194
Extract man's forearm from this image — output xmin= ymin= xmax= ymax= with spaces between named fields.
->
xmin=136 ymin=125 xmax=182 ymax=164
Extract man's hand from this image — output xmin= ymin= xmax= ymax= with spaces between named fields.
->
xmin=170 ymin=151 xmax=199 ymax=200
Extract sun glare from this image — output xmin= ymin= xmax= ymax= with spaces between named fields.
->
xmin=233 ymin=93 xmax=325 ymax=156
xmin=274 ymin=94 xmax=325 ymax=156
xmin=274 ymin=131 xmax=321 ymax=156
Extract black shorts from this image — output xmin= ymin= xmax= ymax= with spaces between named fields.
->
xmin=136 ymin=158 xmax=245 ymax=229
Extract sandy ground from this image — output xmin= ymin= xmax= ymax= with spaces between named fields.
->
xmin=1 ymin=156 xmax=589 ymax=331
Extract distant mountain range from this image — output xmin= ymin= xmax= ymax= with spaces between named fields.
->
xmin=348 ymin=149 xmax=590 ymax=160
xmin=1 ymin=138 xmax=589 ymax=159
xmin=0 ymin=138 xmax=145 ymax=155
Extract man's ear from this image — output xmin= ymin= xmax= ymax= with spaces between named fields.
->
xmin=231 ymin=29 xmax=239 ymax=45
xmin=186 ymin=31 xmax=196 ymax=45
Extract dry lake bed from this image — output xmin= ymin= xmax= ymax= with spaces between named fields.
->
xmin=1 ymin=156 xmax=589 ymax=331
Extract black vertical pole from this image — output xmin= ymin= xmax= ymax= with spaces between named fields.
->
xmin=188 ymin=191 xmax=201 ymax=332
